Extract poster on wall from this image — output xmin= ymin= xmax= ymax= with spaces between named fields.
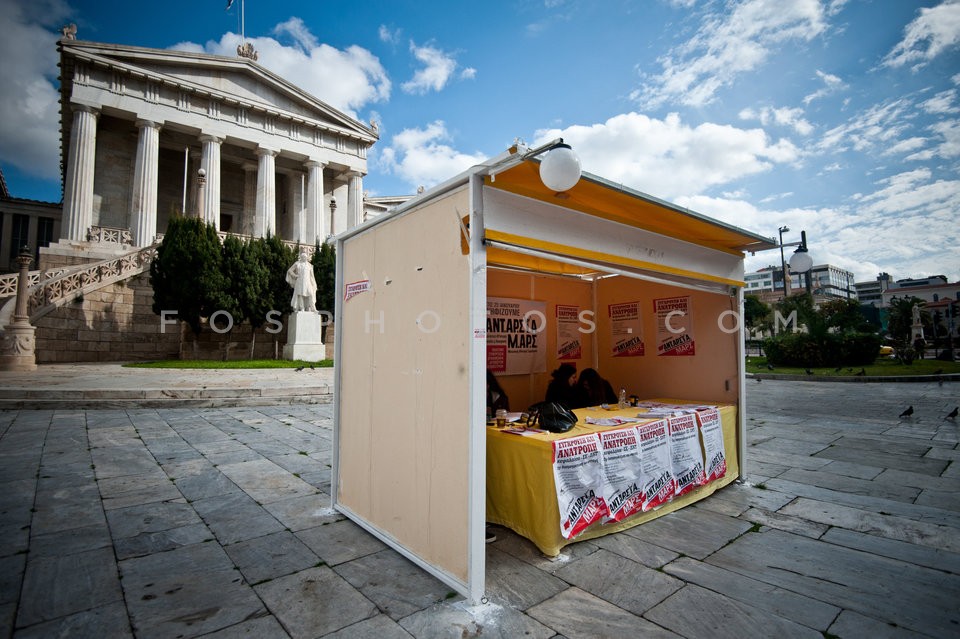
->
xmin=609 ymin=301 xmax=645 ymax=357
xmin=556 ymin=304 xmax=582 ymax=361
xmin=486 ymin=297 xmax=548 ymax=375
xmin=552 ymin=434 xmax=609 ymax=539
xmin=655 ymin=296 xmax=696 ymax=356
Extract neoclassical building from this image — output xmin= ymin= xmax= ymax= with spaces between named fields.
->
xmin=0 ymin=33 xmax=406 ymax=363
xmin=53 ymin=36 xmax=378 ymax=255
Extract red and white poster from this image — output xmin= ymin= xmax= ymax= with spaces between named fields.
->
xmin=695 ymin=408 xmax=727 ymax=483
xmin=609 ymin=301 xmax=644 ymax=357
xmin=668 ymin=414 xmax=706 ymax=497
xmin=597 ymin=428 xmax=645 ymax=522
xmin=552 ymin=434 xmax=609 ymax=539
xmin=654 ymin=296 xmax=695 ymax=356
xmin=556 ymin=304 xmax=582 ymax=361
xmin=635 ymin=419 xmax=675 ymax=511
xmin=486 ymin=297 xmax=547 ymax=375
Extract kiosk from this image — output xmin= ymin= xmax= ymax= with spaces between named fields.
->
xmin=332 ymin=143 xmax=776 ymax=603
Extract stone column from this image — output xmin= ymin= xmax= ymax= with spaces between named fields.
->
xmin=347 ymin=172 xmax=363 ymax=229
xmin=305 ymin=160 xmax=325 ymax=245
xmin=241 ymin=162 xmax=257 ymax=236
xmin=186 ymin=149 xmax=201 ymax=216
xmin=0 ymin=248 xmax=37 ymax=371
xmin=254 ymin=146 xmax=278 ymax=237
xmin=130 ymin=119 xmax=162 ymax=246
xmin=62 ymin=105 xmax=99 ymax=242
xmin=287 ymin=170 xmax=306 ymax=243
xmin=199 ymin=134 xmax=223 ymax=230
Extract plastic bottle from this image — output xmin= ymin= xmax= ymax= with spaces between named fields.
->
xmin=618 ymin=387 xmax=627 ymax=409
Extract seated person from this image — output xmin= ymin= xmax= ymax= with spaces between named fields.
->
xmin=576 ymin=368 xmax=617 ymax=407
xmin=486 ymin=369 xmax=509 ymax=417
xmin=544 ymin=363 xmax=582 ymax=409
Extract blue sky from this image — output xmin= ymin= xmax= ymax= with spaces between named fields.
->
xmin=2 ymin=0 xmax=958 ymax=282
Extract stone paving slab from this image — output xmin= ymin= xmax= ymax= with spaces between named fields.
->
xmin=1 ymin=377 xmax=959 ymax=638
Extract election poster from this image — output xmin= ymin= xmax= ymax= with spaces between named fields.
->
xmin=668 ymin=414 xmax=706 ymax=497
xmin=486 ymin=297 xmax=547 ymax=375
xmin=695 ymin=408 xmax=727 ymax=483
xmin=635 ymin=419 xmax=674 ymax=511
xmin=597 ymin=428 xmax=645 ymax=522
xmin=556 ymin=304 xmax=582 ymax=361
xmin=552 ymin=434 xmax=609 ymax=539
xmin=654 ymin=296 xmax=695 ymax=356
xmin=609 ymin=301 xmax=645 ymax=357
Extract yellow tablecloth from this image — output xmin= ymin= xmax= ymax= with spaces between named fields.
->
xmin=485 ymin=400 xmax=739 ymax=556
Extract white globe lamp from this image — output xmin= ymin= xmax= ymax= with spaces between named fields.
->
xmin=789 ymin=245 xmax=813 ymax=274
xmin=539 ymin=143 xmax=582 ymax=192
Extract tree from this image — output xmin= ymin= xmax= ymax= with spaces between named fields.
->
xmin=259 ymin=234 xmax=295 ymax=354
xmin=819 ymin=298 xmax=874 ymax=333
xmin=743 ymin=295 xmax=770 ymax=334
xmin=218 ymin=234 xmax=246 ymax=360
xmin=312 ymin=240 xmax=336 ymax=341
xmin=886 ymin=296 xmax=926 ymax=364
xmin=234 ymin=237 xmax=274 ymax=358
xmin=150 ymin=216 xmax=226 ymax=356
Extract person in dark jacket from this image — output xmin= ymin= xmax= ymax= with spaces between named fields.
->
xmin=486 ymin=369 xmax=510 ymax=418
xmin=544 ymin=363 xmax=581 ymax=409
xmin=576 ymin=368 xmax=617 ymax=407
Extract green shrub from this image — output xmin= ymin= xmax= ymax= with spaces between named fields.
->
xmin=764 ymin=332 xmax=881 ymax=367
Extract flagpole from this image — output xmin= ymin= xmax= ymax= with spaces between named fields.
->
xmin=241 ymin=0 xmax=245 ymax=45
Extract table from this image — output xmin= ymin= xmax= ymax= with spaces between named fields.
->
xmin=485 ymin=400 xmax=739 ymax=556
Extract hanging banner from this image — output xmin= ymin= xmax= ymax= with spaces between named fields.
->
xmin=486 ymin=297 xmax=547 ymax=375
xmin=609 ymin=301 xmax=645 ymax=357
xmin=695 ymin=408 xmax=727 ymax=483
xmin=655 ymin=296 xmax=695 ymax=356
xmin=668 ymin=414 xmax=706 ymax=497
xmin=635 ymin=419 xmax=674 ymax=511
xmin=556 ymin=304 xmax=582 ymax=361
xmin=552 ymin=434 xmax=609 ymax=539
xmin=597 ymin=428 xmax=645 ymax=522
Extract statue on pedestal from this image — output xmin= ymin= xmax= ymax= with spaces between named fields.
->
xmin=286 ymin=251 xmax=317 ymax=312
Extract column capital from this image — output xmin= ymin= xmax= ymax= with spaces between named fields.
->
xmin=199 ymin=133 xmax=224 ymax=144
xmin=256 ymin=146 xmax=279 ymax=158
xmin=242 ymin=162 xmax=258 ymax=172
xmin=71 ymin=103 xmax=99 ymax=118
xmin=135 ymin=119 xmax=162 ymax=131
xmin=304 ymin=159 xmax=326 ymax=169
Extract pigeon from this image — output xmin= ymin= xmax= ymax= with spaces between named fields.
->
xmin=805 ymin=368 xmax=814 ymax=375
xmin=756 ymin=377 xmax=762 ymax=383
xmin=766 ymin=364 xmax=775 ymax=370
xmin=295 ymin=366 xmax=304 ymax=372
xmin=946 ymin=407 xmax=958 ymax=420
xmin=899 ymin=405 xmax=914 ymax=418
xmin=309 ymin=364 xmax=315 ymax=370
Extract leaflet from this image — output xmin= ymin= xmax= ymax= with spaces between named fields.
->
xmin=597 ymin=428 xmax=645 ymax=522
xmin=695 ymin=408 xmax=727 ymax=482
xmin=668 ymin=414 xmax=706 ymax=497
xmin=552 ymin=434 xmax=609 ymax=539
xmin=635 ymin=419 xmax=675 ymax=511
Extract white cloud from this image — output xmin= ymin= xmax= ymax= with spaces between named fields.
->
xmin=882 ymin=0 xmax=960 ymax=71
xmin=401 ymin=42 xmax=471 ymax=94
xmin=921 ymin=89 xmax=959 ymax=114
xmin=0 ymin=0 xmax=71 ymax=181
xmin=802 ymin=69 xmax=845 ymax=105
xmin=533 ymin=111 xmax=799 ymax=200
xmin=378 ymin=121 xmax=487 ymax=188
xmin=817 ymin=99 xmax=913 ymax=153
xmin=378 ymin=24 xmax=401 ymax=44
xmin=739 ymin=105 xmax=813 ymax=135
xmin=635 ymin=0 xmax=829 ymax=108
xmin=882 ymin=136 xmax=928 ymax=157
xmin=171 ymin=24 xmax=391 ymax=118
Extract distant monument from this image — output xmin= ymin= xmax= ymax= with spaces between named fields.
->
xmin=283 ymin=251 xmax=325 ymax=361
xmin=911 ymin=303 xmax=924 ymax=342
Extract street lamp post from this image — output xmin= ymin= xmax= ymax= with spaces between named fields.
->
xmin=790 ymin=230 xmax=813 ymax=295
xmin=778 ymin=225 xmax=790 ymax=298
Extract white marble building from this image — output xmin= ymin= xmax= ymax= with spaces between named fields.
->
xmin=53 ymin=37 xmax=378 ymax=257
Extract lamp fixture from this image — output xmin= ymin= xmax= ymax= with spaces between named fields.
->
xmin=538 ymin=141 xmax=582 ymax=193
xmin=789 ymin=244 xmax=813 ymax=274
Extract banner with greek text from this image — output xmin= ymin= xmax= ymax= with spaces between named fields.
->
xmin=655 ymin=296 xmax=695 ymax=356
xmin=695 ymin=408 xmax=727 ymax=483
xmin=598 ymin=428 xmax=645 ymax=522
xmin=556 ymin=304 xmax=582 ymax=361
xmin=486 ymin=297 xmax=547 ymax=375
xmin=635 ymin=419 xmax=675 ymax=511
xmin=609 ymin=301 xmax=645 ymax=357
xmin=552 ymin=434 xmax=609 ymax=539
xmin=668 ymin=414 xmax=706 ymax=497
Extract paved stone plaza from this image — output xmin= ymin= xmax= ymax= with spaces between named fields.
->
xmin=0 ymin=372 xmax=958 ymax=638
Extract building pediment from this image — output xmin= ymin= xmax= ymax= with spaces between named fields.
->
xmin=59 ymin=40 xmax=377 ymax=143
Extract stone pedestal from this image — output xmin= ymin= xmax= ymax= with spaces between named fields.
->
xmin=0 ymin=324 xmax=37 ymax=371
xmin=283 ymin=311 xmax=325 ymax=362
